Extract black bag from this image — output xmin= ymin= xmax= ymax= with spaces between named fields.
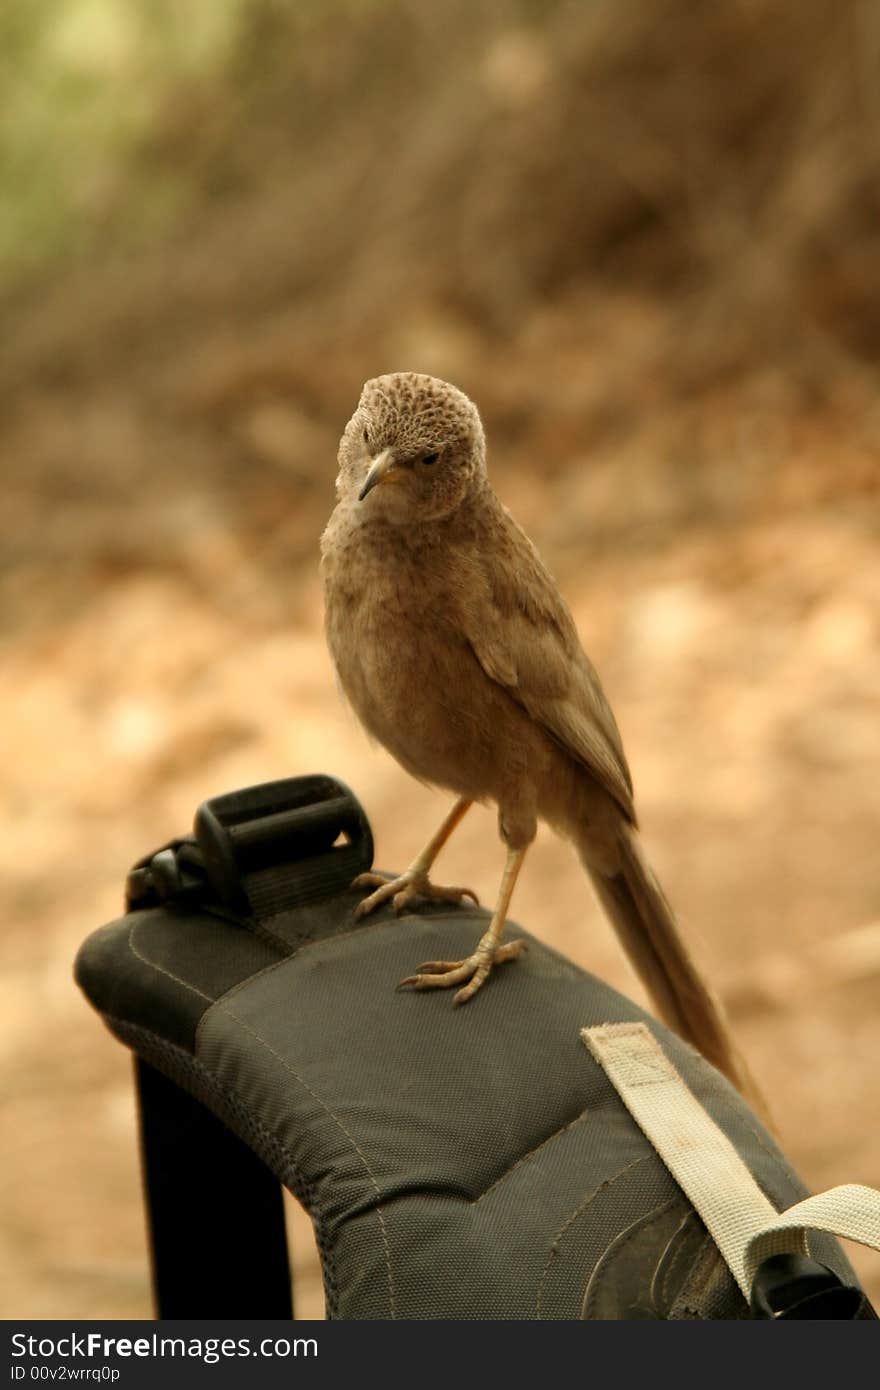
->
xmin=74 ymin=776 xmax=875 ymax=1320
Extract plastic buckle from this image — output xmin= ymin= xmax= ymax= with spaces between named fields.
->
xmin=192 ymin=774 xmax=373 ymax=915
xmin=126 ymin=774 xmax=373 ymax=917
xmin=126 ymin=839 xmax=207 ymax=912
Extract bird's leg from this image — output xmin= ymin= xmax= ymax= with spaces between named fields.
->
xmin=400 ymin=845 xmax=528 ymax=1005
xmin=351 ymin=797 xmax=478 ymax=920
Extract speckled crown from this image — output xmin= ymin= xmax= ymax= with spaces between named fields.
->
xmin=358 ymin=373 xmax=484 ymax=457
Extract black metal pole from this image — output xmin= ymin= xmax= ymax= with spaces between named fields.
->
xmin=134 ymin=1057 xmax=294 ymax=1319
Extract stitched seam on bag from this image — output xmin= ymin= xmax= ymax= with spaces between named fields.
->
xmin=127 ymin=919 xmax=293 ymax=1038
xmin=536 ymin=1154 xmax=651 ymax=1318
xmin=128 ymin=920 xmax=216 ymax=1003
xmin=125 ymin=926 xmax=396 ymax=1316
xmin=209 ymin=1000 xmax=398 ymax=1320
xmin=474 ymin=1110 xmax=590 ymax=1204
xmin=194 ymin=954 xmax=291 ymax=1047
xmin=267 ymin=908 xmax=491 ymax=960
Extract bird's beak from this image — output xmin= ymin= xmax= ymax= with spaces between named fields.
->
xmin=358 ymin=448 xmax=396 ymax=502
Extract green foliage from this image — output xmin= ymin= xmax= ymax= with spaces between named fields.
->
xmin=0 ymin=0 xmax=251 ymax=283
xmin=0 ymin=0 xmax=397 ymax=286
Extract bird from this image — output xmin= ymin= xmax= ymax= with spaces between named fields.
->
xmin=321 ymin=371 xmax=765 ymax=1113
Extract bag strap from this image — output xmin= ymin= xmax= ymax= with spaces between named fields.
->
xmin=743 ymin=1186 xmax=880 ymax=1288
xmin=582 ymin=1022 xmax=880 ymax=1306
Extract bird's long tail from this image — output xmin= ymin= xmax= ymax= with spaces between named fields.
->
xmin=581 ymin=821 xmax=772 ymax=1127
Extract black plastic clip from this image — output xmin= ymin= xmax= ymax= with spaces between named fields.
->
xmin=126 ymin=774 xmax=373 ymax=920
xmin=750 ymin=1253 xmax=873 ymax=1319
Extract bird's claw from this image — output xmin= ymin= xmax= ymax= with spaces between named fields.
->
xmin=399 ymin=938 xmax=527 ymax=1005
xmin=351 ymin=869 xmax=478 ymax=921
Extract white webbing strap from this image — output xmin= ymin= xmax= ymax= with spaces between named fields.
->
xmin=742 ymin=1186 xmax=880 ymax=1288
xmin=582 ymin=1021 xmax=880 ymax=1297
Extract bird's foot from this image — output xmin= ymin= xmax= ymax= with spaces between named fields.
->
xmin=399 ymin=936 xmax=527 ymax=1005
xmin=350 ymin=867 xmax=479 ymax=921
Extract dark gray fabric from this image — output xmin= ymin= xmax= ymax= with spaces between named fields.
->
xmin=74 ymin=908 xmax=283 ymax=1051
xmin=76 ymin=894 xmax=860 ymax=1319
xmin=194 ymin=910 xmax=857 ymax=1318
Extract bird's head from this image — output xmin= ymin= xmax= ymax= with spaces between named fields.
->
xmin=336 ymin=373 xmax=487 ymax=522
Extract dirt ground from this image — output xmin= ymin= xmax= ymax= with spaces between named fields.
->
xmin=2 ymin=0 xmax=879 ymax=1321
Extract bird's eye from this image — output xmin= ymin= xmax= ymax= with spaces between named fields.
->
xmin=421 ymin=452 xmax=439 ymax=465
xmin=362 ymin=427 xmax=370 ymax=446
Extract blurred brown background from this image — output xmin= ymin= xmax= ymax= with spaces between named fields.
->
xmin=2 ymin=0 xmax=878 ymax=1319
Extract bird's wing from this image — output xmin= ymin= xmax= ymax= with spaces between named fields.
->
xmin=458 ymin=508 xmax=635 ymax=819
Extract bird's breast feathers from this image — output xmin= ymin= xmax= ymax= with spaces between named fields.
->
xmin=322 ymin=515 xmax=503 ymax=782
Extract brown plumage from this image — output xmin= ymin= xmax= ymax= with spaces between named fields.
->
xmin=321 ymin=372 xmax=766 ymax=1116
